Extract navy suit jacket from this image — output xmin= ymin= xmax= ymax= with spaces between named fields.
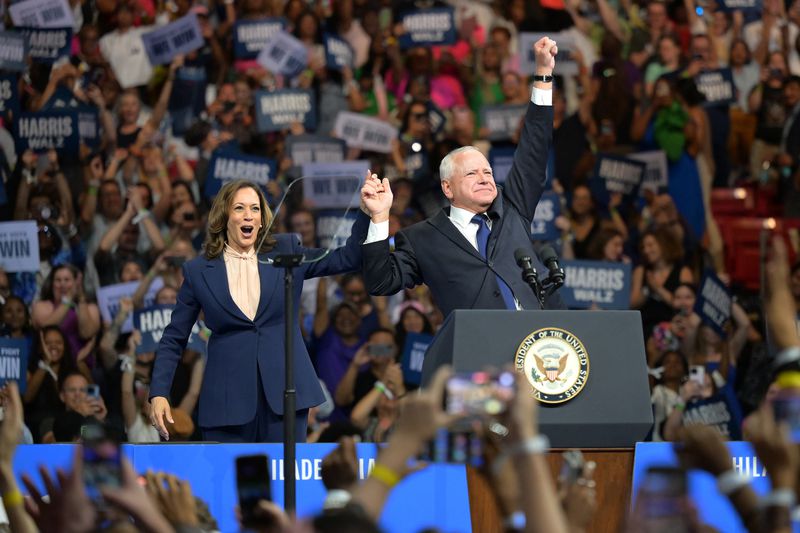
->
xmin=362 ymin=103 xmax=564 ymax=316
xmin=150 ymin=212 xmax=369 ymax=428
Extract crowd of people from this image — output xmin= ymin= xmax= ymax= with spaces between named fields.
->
xmin=0 ymin=0 xmax=799 ymax=528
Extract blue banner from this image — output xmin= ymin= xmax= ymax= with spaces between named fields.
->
xmin=695 ymin=68 xmax=735 ymax=107
xmin=590 ymin=154 xmax=645 ymax=209
xmin=428 ymin=104 xmax=446 ymax=136
xmin=254 ymin=89 xmax=316 ymax=133
xmin=324 ymin=33 xmax=354 ymax=71
xmin=560 ymin=260 xmax=632 ymax=310
xmin=0 ymin=337 xmax=28 ymax=392
xmin=400 ymin=332 xmax=433 ymax=386
xmin=39 ymin=86 xmax=101 ymax=147
xmin=12 ymin=443 xmax=472 ymax=533
xmin=233 ymin=17 xmax=286 ymax=59
xmin=694 ymin=270 xmax=732 ymax=337
xmin=14 ymin=111 xmax=79 ymax=154
xmin=717 ymin=0 xmax=762 ymax=12
xmin=0 ymin=32 xmax=27 ymax=71
xmin=0 ymin=74 xmax=20 ymax=117
xmin=315 ymin=209 xmax=358 ymax=249
xmin=531 ymin=191 xmax=561 ymax=241
xmin=205 ymin=150 xmax=276 ymax=198
xmin=18 ymin=27 xmax=71 ymax=63
xmin=141 ymin=12 xmax=204 ymax=65
xmin=285 ymin=134 xmax=345 ymax=165
xmin=133 ymin=304 xmax=206 ymax=354
xmin=633 ymin=442 xmax=775 ymax=533
xmin=399 ymin=7 xmax=457 ymax=49
xmin=489 ymin=146 xmax=515 ymax=184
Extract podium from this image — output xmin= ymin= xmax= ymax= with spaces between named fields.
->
xmin=421 ymin=310 xmax=653 ymax=448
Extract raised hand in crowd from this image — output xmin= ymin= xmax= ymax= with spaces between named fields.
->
xmin=0 ymin=382 xmax=38 ymax=533
xmin=143 ymin=471 xmax=199 ymax=529
xmin=766 ymin=236 xmax=800 ymax=350
xmin=100 ymin=461 xmax=175 ymax=533
xmin=321 ymin=436 xmax=360 ymax=493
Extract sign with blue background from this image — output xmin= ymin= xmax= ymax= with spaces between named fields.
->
xmin=324 ymin=33 xmax=354 ymax=70
xmin=0 ymin=74 xmax=20 ymax=117
xmin=14 ymin=110 xmax=79 ymax=154
xmin=233 ymin=17 xmax=286 ymax=59
xmin=590 ymin=154 xmax=645 ymax=209
xmin=560 ymin=260 xmax=632 ymax=310
xmin=0 ymin=32 xmax=27 ymax=71
xmin=694 ymin=270 xmax=732 ymax=337
xmin=133 ymin=304 xmax=207 ymax=354
xmin=255 ymin=89 xmax=316 ymax=133
xmin=205 ymin=150 xmax=276 ymax=198
xmin=400 ymin=332 xmax=433 ymax=386
xmin=399 ymin=7 xmax=457 ymax=49
xmin=531 ymin=191 xmax=561 ymax=241
xmin=695 ymin=68 xmax=735 ymax=107
xmin=489 ymin=146 xmax=515 ymax=184
xmin=0 ymin=338 xmax=28 ymax=392
xmin=18 ymin=27 xmax=70 ymax=63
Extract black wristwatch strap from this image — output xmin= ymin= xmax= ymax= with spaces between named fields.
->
xmin=533 ymin=74 xmax=554 ymax=82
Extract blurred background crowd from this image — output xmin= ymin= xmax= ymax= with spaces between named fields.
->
xmin=0 ymin=0 xmax=797 ymax=450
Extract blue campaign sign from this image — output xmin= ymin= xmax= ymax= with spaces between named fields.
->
xmin=254 ymin=88 xmax=316 ymax=133
xmin=324 ymin=33 xmax=354 ymax=71
xmin=12 ymin=443 xmax=472 ymax=533
xmin=489 ymin=146 xmax=515 ymax=184
xmin=0 ymin=74 xmax=20 ymax=117
xmin=400 ymin=332 xmax=433 ymax=386
xmin=428 ymin=103 xmax=446 ymax=136
xmin=0 ymin=31 xmax=27 ymax=71
xmin=233 ymin=17 xmax=286 ymax=59
xmin=531 ymin=191 xmax=561 ymax=241
xmin=77 ymin=108 xmax=100 ymax=147
xmin=590 ymin=153 xmax=645 ymax=209
xmin=0 ymin=337 xmax=28 ymax=392
xmin=695 ymin=68 xmax=735 ymax=107
xmin=133 ymin=304 xmax=207 ymax=354
xmin=18 ymin=27 xmax=71 ymax=63
xmin=694 ymin=270 xmax=732 ymax=337
xmin=315 ymin=209 xmax=359 ymax=249
xmin=718 ymin=0 xmax=762 ymax=12
xmin=399 ymin=7 xmax=457 ymax=49
xmin=632 ymin=442 xmax=774 ymax=533
xmin=560 ymin=260 xmax=632 ymax=310
xmin=205 ymin=150 xmax=277 ymax=198
xmin=14 ymin=111 xmax=79 ymax=155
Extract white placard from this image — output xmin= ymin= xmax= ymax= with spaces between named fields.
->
xmin=0 ymin=221 xmax=39 ymax=272
xmin=301 ymin=160 xmax=369 ymax=209
xmin=9 ymin=0 xmax=73 ymax=28
xmin=332 ymin=111 xmax=398 ymax=154
xmin=97 ymin=278 xmax=164 ymax=333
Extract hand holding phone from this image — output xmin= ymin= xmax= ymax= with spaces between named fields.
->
xmin=82 ymin=424 xmax=122 ymax=506
xmin=236 ymin=454 xmax=271 ymax=528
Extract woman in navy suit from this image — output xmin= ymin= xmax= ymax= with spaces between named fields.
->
xmin=149 ymin=176 xmax=387 ymax=442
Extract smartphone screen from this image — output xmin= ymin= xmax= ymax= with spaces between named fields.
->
xmin=445 ymin=371 xmax=515 ymax=419
xmin=82 ymin=425 xmax=122 ymax=505
xmin=636 ymin=467 xmax=691 ymax=533
xmin=236 ymin=454 xmax=271 ymax=527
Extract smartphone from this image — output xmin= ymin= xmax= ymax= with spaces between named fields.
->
xmin=560 ymin=450 xmax=586 ymax=485
xmin=773 ymin=389 xmax=800 ymax=441
xmin=368 ymin=343 xmax=394 ymax=357
xmin=445 ymin=371 xmax=515 ymax=419
xmin=236 ymin=454 xmax=271 ymax=528
xmin=86 ymin=384 xmax=101 ymax=399
xmin=688 ymin=365 xmax=705 ymax=387
xmin=82 ymin=424 xmax=122 ymax=505
xmin=164 ymin=256 xmax=186 ymax=268
xmin=636 ymin=467 xmax=690 ymax=532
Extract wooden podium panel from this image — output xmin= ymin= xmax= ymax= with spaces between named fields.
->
xmin=467 ymin=448 xmax=634 ymax=533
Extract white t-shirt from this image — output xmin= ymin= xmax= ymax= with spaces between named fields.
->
xmin=743 ymin=20 xmax=800 ymax=75
xmin=100 ymin=27 xmax=155 ymax=89
xmin=127 ymin=412 xmax=161 ymax=443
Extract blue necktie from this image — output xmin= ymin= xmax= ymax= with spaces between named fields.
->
xmin=472 ymin=214 xmax=516 ymax=310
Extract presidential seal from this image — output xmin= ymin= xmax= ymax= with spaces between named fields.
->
xmin=515 ymin=327 xmax=590 ymax=404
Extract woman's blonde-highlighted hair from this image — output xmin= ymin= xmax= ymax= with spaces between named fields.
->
xmin=204 ymin=180 xmax=276 ymax=259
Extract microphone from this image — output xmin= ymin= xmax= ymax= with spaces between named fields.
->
xmin=514 ymin=248 xmax=538 ymax=286
xmin=539 ymin=245 xmax=565 ymax=288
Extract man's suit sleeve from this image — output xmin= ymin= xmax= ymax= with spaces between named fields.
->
xmin=303 ymin=211 xmax=369 ymax=279
xmin=150 ymin=264 xmax=201 ymax=400
xmin=362 ymin=229 xmax=422 ymax=295
xmin=503 ymin=103 xmax=554 ymax=221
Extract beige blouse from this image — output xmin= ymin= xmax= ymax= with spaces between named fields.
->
xmin=223 ymin=245 xmax=260 ymax=321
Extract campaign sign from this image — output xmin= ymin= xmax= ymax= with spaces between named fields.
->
xmin=399 ymin=7 xmax=457 ymax=49
xmin=519 ymin=31 xmax=578 ymax=76
xmin=531 ymin=191 xmax=561 ymax=241
xmin=233 ymin=17 xmax=286 ymax=59
xmin=0 ymin=32 xmax=27 ymax=71
xmin=489 ymin=146 xmax=515 ymax=184
xmin=628 ymin=150 xmax=668 ymax=195
xmin=14 ymin=111 xmax=79 ymax=154
xmin=590 ymin=154 xmax=645 ymax=208
xmin=401 ymin=332 xmax=433 ymax=386
xmin=97 ymin=278 xmax=164 ymax=334
xmin=9 ymin=0 xmax=73 ymax=28
xmin=694 ymin=270 xmax=732 ymax=337
xmin=0 ymin=74 xmax=20 ymax=117
xmin=428 ymin=104 xmax=446 ymax=136
xmin=205 ymin=150 xmax=276 ymax=198
xmin=256 ymin=29 xmax=308 ymax=77
xmin=133 ymin=304 xmax=206 ymax=354
xmin=18 ymin=27 xmax=71 ymax=63
xmin=315 ymin=209 xmax=358 ymax=249
xmin=324 ymin=33 xmax=354 ymax=71
xmin=560 ymin=260 xmax=631 ymax=310
xmin=332 ymin=111 xmax=398 ymax=154
xmin=254 ymin=88 xmax=316 ymax=133
xmin=481 ymin=104 xmax=527 ymax=141
xmin=695 ymin=68 xmax=735 ymax=107
xmin=0 ymin=338 xmax=28 ymax=393
xmin=285 ymin=134 xmax=345 ymax=165
xmin=633 ymin=442 xmax=775 ymax=533
xmin=78 ymin=108 xmax=100 ymax=147
xmin=0 ymin=221 xmax=40 ymax=273
xmin=718 ymin=0 xmax=762 ymax=12
xmin=301 ymin=160 xmax=369 ymax=209
xmin=141 ymin=13 xmax=204 ymax=65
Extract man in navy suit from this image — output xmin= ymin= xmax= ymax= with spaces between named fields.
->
xmin=361 ymin=37 xmax=564 ymax=314
xmin=150 ymin=175 xmax=391 ymax=442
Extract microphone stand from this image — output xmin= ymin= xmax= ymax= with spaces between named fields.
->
xmin=521 ymin=268 xmax=545 ymax=309
xmin=272 ymin=253 xmax=304 ymax=516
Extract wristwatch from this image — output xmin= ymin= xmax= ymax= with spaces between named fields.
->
xmin=533 ymin=74 xmax=554 ymax=83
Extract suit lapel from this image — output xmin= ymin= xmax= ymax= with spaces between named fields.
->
xmin=201 ymin=257 xmax=251 ymax=323
xmin=255 ymin=253 xmax=279 ymax=320
xmin=428 ymin=209 xmax=484 ymax=261
xmin=486 ymin=194 xmax=506 ymax=258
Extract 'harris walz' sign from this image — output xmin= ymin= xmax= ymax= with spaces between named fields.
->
xmin=254 ymin=89 xmax=316 ymax=133
xmin=324 ymin=33 xmax=354 ymax=70
xmin=560 ymin=260 xmax=632 ymax=310
xmin=133 ymin=304 xmax=207 ymax=354
xmin=694 ymin=270 xmax=732 ymax=337
xmin=590 ymin=154 xmax=645 ymax=208
xmin=18 ymin=27 xmax=71 ymax=63
xmin=531 ymin=191 xmax=561 ymax=241
xmin=233 ymin=17 xmax=286 ymax=59
xmin=0 ymin=74 xmax=20 ymax=116
xmin=399 ymin=7 xmax=457 ymax=49
xmin=695 ymin=68 xmax=735 ymax=107
xmin=717 ymin=0 xmax=762 ymax=12
xmin=0 ymin=32 xmax=27 ymax=71
xmin=205 ymin=150 xmax=276 ymax=197
xmin=14 ymin=111 xmax=79 ymax=154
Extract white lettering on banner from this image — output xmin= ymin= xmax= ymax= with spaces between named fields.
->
xmin=27 ymin=30 xmax=66 ymax=48
xmin=0 ymin=353 xmax=20 ymax=378
xmin=697 ymin=73 xmax=733 ymax=101
xmin=259 ymin=93 xmax=311 ymax=114
xmin=731 ymin=456 xmax=767 ymax=477
xmin=238 ymin=24 xmax=281 ymax=42
xmin=18 ymin=116 xmax=73 ymax=138
xmin=597 ymin=159 xmax=642 ymax=193
xmin=722 ymin=0 xmax=757 ymax=7
xmin=410 ymin=341 xmax=427 ymax=372
xmin=213 ymin=158 xmax=271 ymax=184
xmin=404 ymin=13 xmax=450 ymax=31
xmin=682 ymin=401 xmax=731 ymax=436
xmin=0 ymin=43 xmax=24 ymax=63
xmin=327 ymin=38 xmax=351 ymax=63
xmin=268 ymin=458 xmax=375 ymax=481
xmin=701 ymin=279 xmax=731 ymax=314
xmin=564 ymin=266 xmax=625 ymax=290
